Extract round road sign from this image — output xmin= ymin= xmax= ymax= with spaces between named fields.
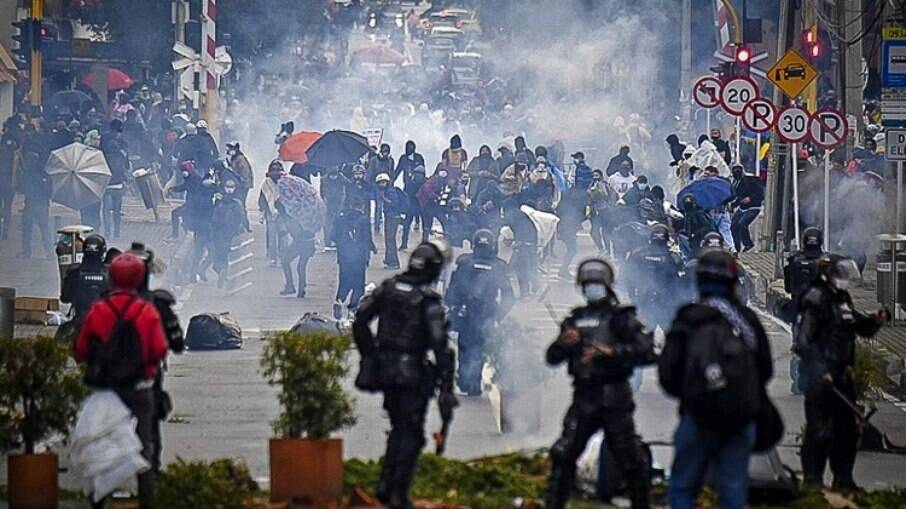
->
xmin=720 ymin=77 xmax=759 ymax=116
xmin=808 ymin=109 xmax=848 ymax=148
xmin=742 ymin=98 xmax=777 ymax=133
xmin=692 ymin=76 xmax=722 ymax=109
xmin=776 ymin=106 xmax=810 ymax=143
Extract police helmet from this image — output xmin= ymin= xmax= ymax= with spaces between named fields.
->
xmin=472 ymin=229 xmax=497 ymax=257
xmin=649 ymin=223 xmax=669 ymax=245
xmin=700 ymin=232 xmax=723 ymax=249
xmin=695 ymin=248 xmax=739 ymax=283
xmin=817 ymin=254 xmax=860 ymax=286
xmin=82 ymin=233 xmax=107 ymax=261
xmin=408 ymin=239 xmax=452 ymax=281
xmin=576 ymin=258 xmax=615 ymax=288
xmin=802 ymin=227 xmax=823 ymax=252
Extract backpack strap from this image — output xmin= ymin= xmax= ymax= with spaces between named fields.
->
xmin=103 ymin=294 xmax=140 ymax=322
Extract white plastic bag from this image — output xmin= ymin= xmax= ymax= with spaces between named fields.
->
xmin=69 ymin=391 xmax=150 ymax=502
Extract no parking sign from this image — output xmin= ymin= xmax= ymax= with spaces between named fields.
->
xmin=742 ymin=98 xmax=776 ymax=133
xmin=807 ymin=109 xmax=847 ymax=148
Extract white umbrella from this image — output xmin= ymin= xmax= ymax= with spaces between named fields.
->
xmin=45 ymin=143 xmax=111 ymax=210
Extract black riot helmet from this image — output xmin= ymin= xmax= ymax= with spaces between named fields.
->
xmin=817 ymin=254 xmax=860 ymax=292
xmin=700 ymin=232 xmax=724 ymax=249
xmin=472 ymin=229 xmax=497 ymax=258
xmin=408 ymin=239 xmax=452 ymax=281
xmin=649 ymin=223 xmax=670 ymax=245
xmin=576 ymin=258 xmax=615 ymax=287
xmin=695 ymin=248 xmax=739 ymax=298
xmin=82 ymin=233 xmax=107 ymax=263
xmin=802 ymin=227 xmax=823 ymax=256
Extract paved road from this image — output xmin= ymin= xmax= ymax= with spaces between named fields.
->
xmin=3 ymin=216 xmax=906 ymax=494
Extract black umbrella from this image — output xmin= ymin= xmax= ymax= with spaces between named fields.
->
xmin=47 ymin=89 xmax=93 ymax=108
xmin=305 ymin=130 xmax=372 ymax=168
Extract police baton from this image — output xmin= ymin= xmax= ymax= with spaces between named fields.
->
xmin=830 ymin=385 xmax=877 ymax=425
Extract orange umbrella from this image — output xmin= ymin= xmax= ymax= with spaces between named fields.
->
xmin=278 ymin=131 xmax=321 ymax=164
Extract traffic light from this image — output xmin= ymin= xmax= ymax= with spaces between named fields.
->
xmin=802 ymin=25 xmax=831 ymax=69
xmin=732 ymin=45 xmax=751 ymax=77
xmin=11 ymin=18 xmax=33 ymax=69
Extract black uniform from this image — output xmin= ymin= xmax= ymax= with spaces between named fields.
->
xmin=795 ymin=281 xmax=882 ymax=488
xmin=353 ymin=272 xmax=456 ymax=509
xmin=546 ymin=302 xmax=655 ymax=509
xmin=446 ymin=252 xmax=513 ymax=395
xmin=625 ymin=243 xmax=683 ymax=329
xmin=60 ymin=258 xmax=109 ymax=323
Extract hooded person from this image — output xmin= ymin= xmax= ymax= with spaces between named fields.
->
xmin=666 ymin=134 xmax=687 ymax=165
xmin=259 ymin=160 xmax=285 ymax=265
xmin=467 ymin=144 xmax=498 ymax=200
xmin=395 ymin=140 xmax=426 ymax=190
xmin=535 ymin=145 xmax=567 ymax=192
xmin=441 ymin=134 xmax=468 ymax=175
xmin=572 ymin=151 xmax=594 ymax=190
xmin=226 ymin=142 xmax=254 ymax=232
xmin=689 ymin=139 xmax=730 ymax=177
xmin=514 ymin=136 xmax=534 ymax=170
xmin=605 ymin=145 xmax=633 ymax=176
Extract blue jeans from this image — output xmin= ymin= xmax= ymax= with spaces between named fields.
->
xmin=730 ymin=208 xmax=760 ymax=251
xmin=712 ymin=211 xmax=735 ymax=252
xmin=669 ymin=414 xmax=755 ymax=509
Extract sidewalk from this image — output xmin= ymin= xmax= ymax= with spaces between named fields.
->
xmin=739 ymin=251 xmax=906 ymax=385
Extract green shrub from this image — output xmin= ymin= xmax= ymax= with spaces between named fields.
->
xmin=853 ymin=341 xmax=889 ymax=402
xmin=0 ymin=336 xmax=85 ymax=453
xmin=155 ymin=457 xmax=258 ymax=509
xmin=260 ymin=331 xmax=356 ymax=439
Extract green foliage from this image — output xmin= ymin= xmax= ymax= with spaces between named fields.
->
xmin=344 ymin=452 xmax=549 ymax=509
xmin=155 ymin=457 xmax=258 ymax=509
xmin=853 ymin=342 xmax=889 ymax=401
xmin=260 ymin=331 xmax=356 ymax=439
xmin=0 ymin=336 xmax=86 ymax=454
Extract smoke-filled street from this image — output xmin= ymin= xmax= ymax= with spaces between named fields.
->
xmin=3 ymin=0 xmax=906 ymax=507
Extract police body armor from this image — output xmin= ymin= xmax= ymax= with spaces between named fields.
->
xmin=794 ymin=286 xmax=857 ymax=371
xmin=74 ymin=262 xmax=108 ymax=318
xmin=786 ymin=253 xmax=820 ymax=299
xmin=569 ymin=307 xmax=635 ymax=386
xmin=453 ymin=255 xmax=503 ymax=325
xmin=375 ymin=278 xmax=439 ymax=389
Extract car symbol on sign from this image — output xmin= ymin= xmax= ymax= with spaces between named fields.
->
xmin=776 ymin=64 xmax=807 ymax=81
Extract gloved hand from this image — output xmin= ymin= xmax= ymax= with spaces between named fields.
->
xmin=438 ymin=391 xmax=459 ymax=419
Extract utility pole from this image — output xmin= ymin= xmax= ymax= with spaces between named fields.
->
xmin=842 ymin=0 xmax=864 ymax=154
xmin=759 ymin=0 xmax=794 ymax=253
xmin=172 ymin=0 xmax=188 ymax=107
xmin=680 ymin=0 xmax=692 ymax=139
xmin=201 ymin=0 xmax=219 ymax=142
xmin=29 ymin=0 xmax=43 ymax=109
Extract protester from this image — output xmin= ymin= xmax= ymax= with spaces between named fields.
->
xmin=730 ymin=165 xmax=764 ymax=253
xmin=605 ymin=145 xmax=633 ymax=176
xmin=333 ymin=197 xmax=376 ymax=319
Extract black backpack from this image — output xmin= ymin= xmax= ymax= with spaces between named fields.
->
xmin=681 ymin=305 xmax=760 ymax=433
xmin=84 ymin=297 xmax=147 ymax=389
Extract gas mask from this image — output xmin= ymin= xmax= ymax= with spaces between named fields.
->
xmin=582 ymin=283 xmax=608 ymax=303
xmin=638 ymin=183 xmax=649 ymax=191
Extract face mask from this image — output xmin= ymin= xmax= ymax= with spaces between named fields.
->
xmin=582 ymin=283 xmax=607 ymax=303
xmin=638 ymin=184 xmax=649 ymax=191
xmin=225 ymin=187 xmax=236 ymax=194
xmin=438 ymin=171 xmax=448 ymax=179
xmin=182 ymin=171 xmax=190 ymax=178
xmin=833 ymin=278 xmax=851 ymax=291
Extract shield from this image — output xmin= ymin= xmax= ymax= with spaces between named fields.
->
xmin=305 ymin=130 xmax=371 ymax=168
xmin=676 ymin=176 xmax=733 ymax=210
xmin=45 ymin=143 xmax=111 ymax=210
xmin=277 ymin=174 xmax=326 ymax=233
xmin=278 ymin=131 xmax=321 ymax=164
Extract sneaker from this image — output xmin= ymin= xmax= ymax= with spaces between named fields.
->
xmin=333 ymin=301 xmax=344 ymax=320
xmin=383 ymin=264 xmax=400 ymax=270
xmin=296 ymin=290 xmax=306 ymax=299
xmin=742 ymin=244 xmax=756 ymax=253
xmin=279 ymin=286 xmax=296 ymax=296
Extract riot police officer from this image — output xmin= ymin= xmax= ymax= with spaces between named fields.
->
xmin=128 ymin=242 xmax=185 ymax=474
xmin=625 ymin=224 xmax=683 ymax=330
xmin=795 ymin=254 xmax=887 ymax=490
xmin=545 ymin=258 xmax=654 ymax=509
xmin=60 ymin=233 xmax=109 ymax=334
xmin=785 ymin=227 xmax=825 ymax=393
xmin=446 ymin=229 xmax=514 ymax=396
xmin=353 ymin=240 xmax=458 ymax=509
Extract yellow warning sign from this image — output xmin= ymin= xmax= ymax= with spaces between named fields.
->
xmin=767 ymin=49 xmax=819 ymax=101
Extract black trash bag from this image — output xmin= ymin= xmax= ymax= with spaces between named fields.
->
xmin=290 ymin=312 xmax=341 ymax=335
xmin=185 ymin=312 xmax=243 ymax=350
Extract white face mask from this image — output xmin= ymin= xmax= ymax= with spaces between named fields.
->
xmin=225 ymin=187 xmax=236 ymax=194
xmin=582 ymin=283 xmax=608 ymax=303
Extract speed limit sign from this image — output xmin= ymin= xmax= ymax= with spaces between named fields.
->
xmin=776 ymin=106 xmax=810 ymax=143
xmin=720 ymin=77 xmax=759 ymax=116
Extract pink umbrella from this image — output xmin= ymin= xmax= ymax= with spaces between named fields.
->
xmin=82 ymin=68 xmax=134 ymax=91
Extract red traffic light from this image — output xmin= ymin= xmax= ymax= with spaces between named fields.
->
xmin=810 ymin=44 xmax=820 ymax=58
xmin=735 ymin=46 xmax=751 ymax=63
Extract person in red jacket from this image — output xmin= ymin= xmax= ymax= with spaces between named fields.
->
xmin=76 ymin=252 xmax=168 ymax=509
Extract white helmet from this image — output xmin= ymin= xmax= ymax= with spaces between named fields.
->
xmin=196 ymin=119 xmax=209 ymax=129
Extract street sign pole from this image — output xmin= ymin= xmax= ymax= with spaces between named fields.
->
xmin=735 ymin=116 xmax=741 ymax=164
xmin=756 ymin=132 xmax=762 ymax=176
xmin=792 ymin=142 xmax=800 ymax=249
xmin=706 ymin=108 xmax=711 ymax=134
xmin=823 ymin=150 xmax=830 ymax=251
xmin=899 ymin=161 xmax=903 ymax=235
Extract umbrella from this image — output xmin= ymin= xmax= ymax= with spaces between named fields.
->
xmin=305 ymin=130 xmax=371 ymax=168
xmin=47 ymin=89 xmax=93 ymax=108
xmin=676 ymin=176 xmax=733 ymax=210
xmin=277 ymin=174 xmax=326 ymax=233
xmin=45 ymin=143 xmax=111 ymax=210
xmin=278 ymin=131 xmax=322 ymax=164
xmin=352 ymin=46 xmax=406 ymax=65
xmin=82 ymin=68 xmax=134 ymax=91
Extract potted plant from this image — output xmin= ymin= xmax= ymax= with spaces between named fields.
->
xmin=261 ymin=330 xmax=357 ymax=507
xmin=0 ymin=335 xmax=85 ymax=509
xmin=485 ymin=320 xmax=551 ymax=434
